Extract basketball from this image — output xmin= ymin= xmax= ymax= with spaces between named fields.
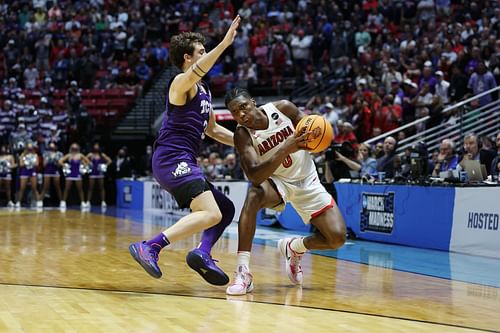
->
xmin=295 ymin=115 xmax=334 ymax=153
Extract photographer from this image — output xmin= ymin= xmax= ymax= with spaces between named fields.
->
xmin=324 ymin=142 xmax=361 ymax=183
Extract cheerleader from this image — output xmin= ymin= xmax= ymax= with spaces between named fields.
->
xmin=41 ymin=142 xmax=63 ymax=206
xmin=58 ymin=143 xmax=91 ymax=209
xmin=86 ymin=142 xmax=112 ymax=208
xmin=17 ymin=142 xmax=42 ymax=208
xmin=0 ymin=144 xmax=16 ymax=207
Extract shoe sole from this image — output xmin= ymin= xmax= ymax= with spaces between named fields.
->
xmin=186 ymin=251 xmax=229 ymax=286
xmin=226 ymin=281 xmax=254 ymax=296
xmin=128 ymin=244 xmax=162 ymax=279
xmin=278 ymin=239 xmax=302 ymax=285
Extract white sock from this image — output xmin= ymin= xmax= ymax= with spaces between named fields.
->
xmin=290 ymin=237 xmax=307 ymax=254
xmin=237 ymin=251 xmax=251 ymax=269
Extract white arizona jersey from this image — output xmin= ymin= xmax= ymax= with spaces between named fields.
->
xmin=241 ymin=102 xmax=317 ymax=182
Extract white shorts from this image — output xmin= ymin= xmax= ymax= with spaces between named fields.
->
xmin=270 ymin=172 xmax=334 ymax=224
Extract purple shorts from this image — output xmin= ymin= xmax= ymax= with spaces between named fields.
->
xmin=152 ymin=150 xmax=204 ymax=192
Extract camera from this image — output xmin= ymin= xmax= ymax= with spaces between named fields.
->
xmin=325 ymin=142 xmax=355 ymax=161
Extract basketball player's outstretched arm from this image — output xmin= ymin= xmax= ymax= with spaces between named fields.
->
xmin=234 ymin=126 xmax=311 ymax=186
xmin=205 ymin=106 xmax=234 ymax=146
xmin=171 ymin=16 xmax=241 ymax=95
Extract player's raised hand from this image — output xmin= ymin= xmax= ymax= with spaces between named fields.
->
xmin=221 ymin=15 xmax=241 ymax=48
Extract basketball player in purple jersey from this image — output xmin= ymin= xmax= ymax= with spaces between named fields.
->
xmin=224 ymin=89 xmax=346 ymax=295
xmin=128 ymin=16 xmax=241 ymax=285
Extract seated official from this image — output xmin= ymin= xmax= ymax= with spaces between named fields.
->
xmin=459 ymin=134 xmax=496 ymax=175
xmin=432 ymin=139 xmax=459 ymax=177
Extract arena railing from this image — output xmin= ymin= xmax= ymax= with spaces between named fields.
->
xmin=364 ymin=85 xmax=500 ymax=155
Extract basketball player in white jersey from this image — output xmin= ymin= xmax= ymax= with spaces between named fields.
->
xmin=224 ymin=88 xmax=346 ymax=295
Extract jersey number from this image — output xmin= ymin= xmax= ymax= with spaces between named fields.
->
xmin=282 ymin=155 xmax=292 ymax=168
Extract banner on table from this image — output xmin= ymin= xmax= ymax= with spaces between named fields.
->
xmin=335 ymin=183 xmax=455 ymax=251
xmin=450 ymin=187 xmax=500 ymax=259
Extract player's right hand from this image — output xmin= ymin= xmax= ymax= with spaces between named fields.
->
xmin=285 ymin=130 xmax=314 ymax=154
xmin=221 ymin=15 xmax=241 ymax=48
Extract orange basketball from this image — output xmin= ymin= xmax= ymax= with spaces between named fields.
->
xmin=295 ymin=115 xmax=334 ymax=153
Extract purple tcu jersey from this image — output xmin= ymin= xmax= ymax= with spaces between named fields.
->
xmin=155 ymin=79 xmax=211 ymax=161
xmin=153 ymin=79 xmax=211 ymax=190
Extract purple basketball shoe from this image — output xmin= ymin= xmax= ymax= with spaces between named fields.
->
xmin=129 ymin=241 xmax=162 ymax=278
xmin=186 ymin=248 xmax=229 ymax=286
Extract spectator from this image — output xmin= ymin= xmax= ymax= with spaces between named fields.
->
xmin=419 ymin=61 xmax=438 ymax=93
xmin=460 ymin=133 xmax=496 ymax=175
xmin=334 ymin=121 xmax=358 ymax=148
xmin=466 ymin=62 xmax=497 ymax=107
xmin=221 ymin=153 xmax=244 ymax=180
xmin=431 ymin=139 xmax=459 ymax=176
xmin=381 ymin=59 xmax=403 ymax=92
xmin=376 ymin=136 xmax=397 ymax=178
xmin=268 ymin=35 xmax=291 ymax=78
xmin=66 ymin=81 xmax=81 ymax=116
xmin=374 ymin=141 xmax=384 ymax=159
xmin=111 ymin=147 xmax=134 ymax=179
xmin=357 ymin=143 xmax=377 ymax=177
xmin=449 ymin=65 xmax=469 ymax=103
xmin=435 ymin=71 xmax=450 ymax=106
xmin=290 ymin=29 xmax=313 ymax=68
xmin=135 ymin=57 xmax=152 ymax=82
xmin=204 ymin=152 xmax=224 ymax=181
xmin=23 ymin=62 xmax=39 ymax=90
xmin=233 ymin=31 xmax=249 ymax=64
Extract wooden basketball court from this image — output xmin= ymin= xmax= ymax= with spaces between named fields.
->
xmin=0 ymin=209 xmax=498 ymax=332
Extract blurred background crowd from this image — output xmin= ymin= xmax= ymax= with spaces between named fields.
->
xmin=0 ymin=0 xmax=498 ymax=207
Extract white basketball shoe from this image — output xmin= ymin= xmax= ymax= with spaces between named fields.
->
xmin=226 ymin=265 xmax=254 ymax=296
xmin=278 ymin=238 xmax=304 ymax=285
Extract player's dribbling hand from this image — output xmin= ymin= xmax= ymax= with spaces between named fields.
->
xmin=222 ymin=15 xmax=241 ymax=48
xmin=285 ymin=130 xmax=314 ymax=154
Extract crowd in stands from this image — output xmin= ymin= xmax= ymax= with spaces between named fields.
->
xmin=193 ymin=0 xmax=499 ymax=184
xmin=0 ymin=0 xmax=175 ymax=207
xmin=320 ymin=131 xmax=500 ymax=187
xmin=0 ymin=0 xmax=169 ymax=151
xmin=293 ymin=0 xmax=499 ymax=143
xmin=1 ymin=1 xmax=499 ymax=206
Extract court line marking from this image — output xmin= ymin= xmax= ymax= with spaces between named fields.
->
xmin=0 ymin=281 xmax=495 ymax=333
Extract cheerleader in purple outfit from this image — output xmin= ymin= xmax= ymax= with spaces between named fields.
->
xmin=86 ymin=142 xmax=112 ymax=208
xmin=58 ymin=143 xmax=90 ymax=209
xmin=41 ymin=142 xmax=63 ymax=206
xmin=0 ymin=144 xmax=16 ymax=207
xmin=16 ymin=142 xmax=42 ymax=208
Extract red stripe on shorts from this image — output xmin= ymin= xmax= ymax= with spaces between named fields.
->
xmin=310 ymin=197 xmax=335 ymax=219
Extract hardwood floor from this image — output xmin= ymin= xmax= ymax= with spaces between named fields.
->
xmin=0 ymin=209 xmax=498 ymax=332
